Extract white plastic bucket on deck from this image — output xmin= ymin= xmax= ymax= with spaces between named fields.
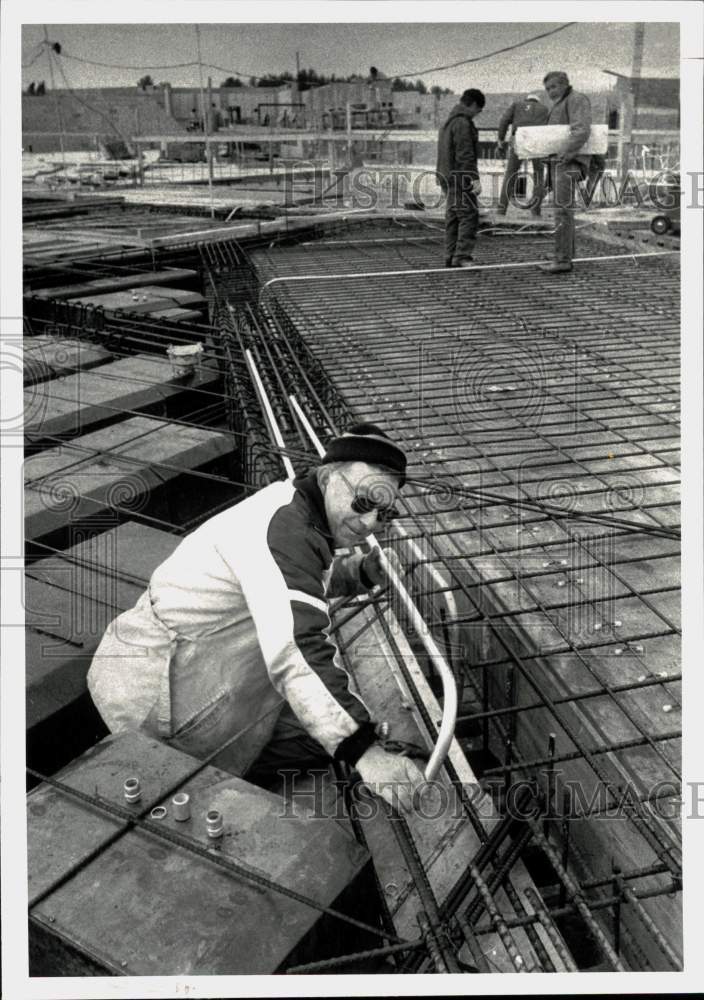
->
xmin=166 ymin=342 xmax=204 ymax=377
xmin=514 ymin=124 xmax=608 ymax=159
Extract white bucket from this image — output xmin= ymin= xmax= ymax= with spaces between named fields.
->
xmin=514 ymin=123 xmax=608 ymax=159
xmin=166 ymin=342 xmax=204 ymax=377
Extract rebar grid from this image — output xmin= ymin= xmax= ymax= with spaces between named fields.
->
xmin=331 ymin=603 xmax=557 ymax=974
xmin=233 ymin=225 xmax=681 ymax=970
xmin=230 ymin=432 xmax=623 ymax=966
xmin=260 ymin=284 xmax=680 ymax=764
xmin=297 ymin=352 xmax=682 ymax=872
xmin=198 ymin=255 xmax=569 ymax=971
xmin=26 ymin=219 xmax=680 ymax=972
xmin=250 ymin=226 xmax=640 ymax=281
xmin=320 ymin=484 xmax=676 ymax=900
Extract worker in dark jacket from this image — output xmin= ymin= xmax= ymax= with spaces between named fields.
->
xmin=436 ymin=88 xmax=485 ymax=267
xmin=539 ymin=71 xmax=592 ymax=273
xmin=89 ymin=424 xmax=425 ymax=812
xmin=496 ymin=93 xmax=549 ymax=216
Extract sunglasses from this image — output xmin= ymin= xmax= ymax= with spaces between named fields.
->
xmin=351 ymin=494 xmax=400 ymax=523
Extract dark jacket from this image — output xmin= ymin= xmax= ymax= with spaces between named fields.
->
xmin=436 ymin=103 xmax=480 ymax=192
xmin=547 ymin=86 xmax=592 ymax=171
xmin=497 ymin=99 xmax=549 ymax=143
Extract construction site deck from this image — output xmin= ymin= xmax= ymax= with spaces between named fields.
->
xmin=21 ymin=189 xmax=682 ymax=976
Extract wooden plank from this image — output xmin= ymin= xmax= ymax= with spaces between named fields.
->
xmin=149 ymin=307 xmax=204 ymax=322
xmin=27 ymin=731 xmax=197 ymax=905
xmin=24 ymin=354 xmax=221 ymax=440
xmin=33 ymin=268 xmax=198 ymax=299
xmin=65 ymin=285 xmax=206 ymax=314
xmin=23 ymin=337 xmax=112 ymax=386
xmin=25 ymin=521 xmax=180 ymax=730
xmin=24 ymin=414 xmax=233 ymax=540
xmin=28 ymin=732 xmax=370 ymax=975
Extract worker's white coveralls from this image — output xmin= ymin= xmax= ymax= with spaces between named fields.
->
xmin=88 ymin=473 xmax=377 ymax=775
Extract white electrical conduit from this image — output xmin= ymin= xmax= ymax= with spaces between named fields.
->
xmin=391 ymin=521 xmax=460 ymax=672
xmin=288 ymin=394 xmax=457 ymax=781
xmin=259 ymin=249 xmax=678 ymax=301
xmin=244 ymin=349 xmax=296 ymax=481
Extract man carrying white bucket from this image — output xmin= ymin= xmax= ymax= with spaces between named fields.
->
xmin=539 ymin=71 xmax=592 ymax=274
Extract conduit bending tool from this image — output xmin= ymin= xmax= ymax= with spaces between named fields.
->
xmin=288 ymin=394 xmax=457 ymax=781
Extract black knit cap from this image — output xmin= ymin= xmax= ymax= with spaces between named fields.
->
xmin=320 ymin=423 xmax=407 ymax=485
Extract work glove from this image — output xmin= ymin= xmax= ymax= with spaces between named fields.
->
xmin=379 ymin=735 xmax=430 ymax=763
xmin=360 ymin=547 xmax=403 ymax=589
xmin=355 ymin=743 xmax=426 ymax=813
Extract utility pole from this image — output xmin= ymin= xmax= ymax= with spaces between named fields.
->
xmin=619 ymin=22 xmax=645 ymax=181
xmin=194 ymin=24 xmax=214 ymax=218
xmin=292 ymin=49 xmax=301 ymax=106
xmin=43 ymin=25 xmax=66 ymax=170
xmin=206 ymin=74 xmax=215 ymax=187
xmin=207 ymin=74 xmax=213 ymax=133
xmin=631 ymin=23 xmax=645 ymax=106
xmin=135 ymin=107 xmax=144 ymax=186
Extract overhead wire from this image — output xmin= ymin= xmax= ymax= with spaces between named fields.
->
xmin=58 ymin=51 xmax=213 ymax=71
xmin=51 ymin=50 xmax=134 ymax=146
xmin=57 ymin=48 xmax=260 ymax=79
xmin=44 ymin=22 xmax=577 ymax=88
xmin=392 ymin=22 xmax=578 ymax=78
xmin=23 ymin=43 xmax=46 ymax=70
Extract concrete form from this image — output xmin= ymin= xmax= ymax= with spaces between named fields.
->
xmin=24 ymin=354 xmax=221 ymax=441
xmin=23 ymin=336 xmax=111 ymax=386
xmin=65 ymin=285 xmax=207 ymax=322
xmin=28 ymin=731 xmax=371 ymax=974
xmin=32 ymin=268 xmax=199 ymax=299
xmin=24 ymin=414 xmax=233 ymax=541
xmin=26 ymin=522 xmax=178 ymax=734
xmin=26 ymin=521 xmax=573 ymax=973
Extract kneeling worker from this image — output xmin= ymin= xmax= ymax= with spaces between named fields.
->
xmin=88 ymin=424 xmax=425 ymax=812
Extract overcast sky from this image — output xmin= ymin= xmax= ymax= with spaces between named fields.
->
xmin=21 ymin=21 xmax=679 ymax=94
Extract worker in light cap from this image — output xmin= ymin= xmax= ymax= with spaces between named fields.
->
xmin=496 ymin=92 xmax=549 ymax=217
xmin=88 ymin=423 xmax=425 ymax=812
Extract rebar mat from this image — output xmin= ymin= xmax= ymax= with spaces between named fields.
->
xmin=245 ymin=227 xmax=681 ymax=970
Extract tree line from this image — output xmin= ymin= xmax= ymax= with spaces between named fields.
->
xmin=24 ymin=68 xmax=453 ymax=96
xmin=135 ymin=71 xmax=452 ymax=94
